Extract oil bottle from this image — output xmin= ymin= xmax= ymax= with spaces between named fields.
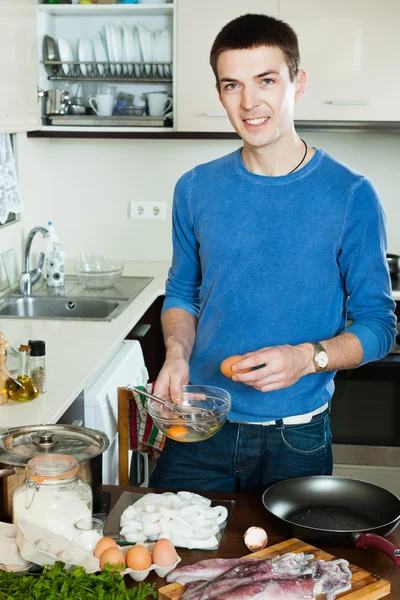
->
xmin=7 ymin=345 xmax=39 ymax=402
xmin=0 ymin=332 xmax=10 ymax=405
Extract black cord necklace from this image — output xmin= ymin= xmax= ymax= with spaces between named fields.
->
xmin=287 ymin=139 xmax=308 ymax=175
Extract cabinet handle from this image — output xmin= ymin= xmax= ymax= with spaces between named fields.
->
xmin=201 ymin=113 xmax=229 ymax=118
xmin=325 ymin=100 xmax=370 ymax=106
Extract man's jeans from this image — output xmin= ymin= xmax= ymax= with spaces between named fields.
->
xmin=149 ymin=407 xmax=333 ymax=493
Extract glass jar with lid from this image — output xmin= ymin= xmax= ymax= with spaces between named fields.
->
xmin=13 ymin=454 xmax=92 ymax=541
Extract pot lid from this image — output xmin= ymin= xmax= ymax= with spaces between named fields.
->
xmin=0 ymin=425 xmax=109 ymax=466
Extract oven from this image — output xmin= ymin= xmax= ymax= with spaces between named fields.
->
xmin=331 ymin=320 xmax=400 ymax=495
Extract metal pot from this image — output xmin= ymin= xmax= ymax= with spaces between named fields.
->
xmin=0 ymin=424 xmax=109 ymax=519
xmin=387 ymin=253 xmax=400 ymax=276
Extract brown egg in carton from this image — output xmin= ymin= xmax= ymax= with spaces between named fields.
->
xmin=120 ymin=542 xmax=181 ymax=582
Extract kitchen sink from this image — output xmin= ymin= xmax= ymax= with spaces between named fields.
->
xmin=0 ymin=296 xmax=122 ymax=320
xmin=0 ymin=275 xmax=153 ymax=321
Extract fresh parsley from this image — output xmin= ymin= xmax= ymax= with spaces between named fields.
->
xmin=0 ymin=562 xmax=157 ymax=600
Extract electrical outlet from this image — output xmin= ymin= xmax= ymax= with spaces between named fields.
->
xmin=149 ymin=201 xmax=167 ymax=220
xmin=129 ymin=201 xmax=167 ymax=220
xmin=130 ymin=201 xmax=146 ymax=219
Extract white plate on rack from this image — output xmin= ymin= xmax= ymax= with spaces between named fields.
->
xmin=137 ymin=23 xmax=153 ymax=75
xmin=132 ymin=26 xmax=142 ymax=76
xmin=58 ymin=37 xmax=74 ymax=76
xmin=123 ymin=24 xmax=134 ymax=75
xmin=111 ymin=24 xmax=123 ymax=75
xmin=94 ymin=38 xmax=107 ymax=76
xmin=78 ymin=37 xmax=94 ymax=76
xmin=105 ymin=24 xmax=115 ymax=75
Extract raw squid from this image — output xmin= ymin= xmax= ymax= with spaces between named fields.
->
xmin=166 ymin=557 xmax=249 ymax=584
xmin=179 ymin=553 xmax=315 ymax=600
xmin=214 ymin=564 xmax=352 ymax=600
xmin=212 ymin=578 xmax=318 ymax=599
xmin=168 ymin=552 xmax=313 ymax=586
xmin=175 ymin=553 xmax=352 ymax=600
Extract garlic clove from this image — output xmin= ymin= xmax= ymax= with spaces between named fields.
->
xmin=243 ymin=526 xmax=268 ymax=552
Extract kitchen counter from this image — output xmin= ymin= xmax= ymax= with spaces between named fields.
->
xmin=0 ymin=261 xmax=169 ymax=429
xmin=104 ymin=485 xmax=399 ymax=598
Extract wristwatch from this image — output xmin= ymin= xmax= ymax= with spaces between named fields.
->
xmin=311 ymin=342 xmax=329 ymax=372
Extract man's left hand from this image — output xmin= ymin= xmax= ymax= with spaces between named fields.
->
xmin=231 ymin=344 xmax=315 ymax=392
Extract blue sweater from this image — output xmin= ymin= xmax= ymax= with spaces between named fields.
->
xmin=163 ymin=148 xmax=397 ymax=422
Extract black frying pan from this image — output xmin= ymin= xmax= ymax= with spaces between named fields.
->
xmin=262 ymin=476 xmax=400 ymax=565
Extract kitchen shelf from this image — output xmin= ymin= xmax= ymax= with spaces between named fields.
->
xmin=27 ymin=121 xmax=400 ymax=139
xmin=43 ymin=61 xmax=172 ymax=82
xmin=37 ymin=4 xmax=174 ymax=17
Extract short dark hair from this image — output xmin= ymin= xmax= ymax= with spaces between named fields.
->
xmin=210 ymin=13 xmax=300 ymax=86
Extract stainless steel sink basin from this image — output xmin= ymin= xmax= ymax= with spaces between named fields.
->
xmin=0 ymin=296 xmax=121 ymax=320
xmin=0 ymin=275 xmax=153 ymax=321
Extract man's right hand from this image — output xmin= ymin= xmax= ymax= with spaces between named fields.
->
xmin=153 ymin=357 xmax=190 ymax=403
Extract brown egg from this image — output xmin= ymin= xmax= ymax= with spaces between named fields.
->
xmin=99 ymin=547 xmax=126 ymax=572
xmin=220 ymin=355 xmax=252 ymax=378
xmin=94 ymin=537 xmax=118 ymax=558
xmin=152 ymin=538 xmax=178 ymax=567
xmin=125 ymin=545 xmax=152 ymax=571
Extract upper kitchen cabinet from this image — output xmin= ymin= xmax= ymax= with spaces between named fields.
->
xmin=175 ymin=0 xmax=279 ymax=133
xmin=280 ymin=0 xmax=400 ymax=122
xmin=0 ymin=0 xmax=40 ymax=134
xmin=36 ymin=1 xmax=174 ymax=133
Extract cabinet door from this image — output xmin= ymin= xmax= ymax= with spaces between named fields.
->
xmin=0 ymin=0 xmax=40 ymax=133
xmin=176 ymin=0 xmax=279 ymax=132
xmin=280 ymin=0 xmax=400 ymax=122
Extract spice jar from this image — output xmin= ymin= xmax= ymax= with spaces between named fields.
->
xmin=13 ymin=454 xmax=92 ymax=541
xmin=28 ymin=340 xmax=46 ymax=393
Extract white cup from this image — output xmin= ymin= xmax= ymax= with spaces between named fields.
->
xmin=89 ymin=94 xmax=115 ymax=116
xmin=146 ymin=92 xmax=172 ymax=117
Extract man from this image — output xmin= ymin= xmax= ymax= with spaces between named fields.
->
xmin=149 ymin=13 xmax=396 ymax=493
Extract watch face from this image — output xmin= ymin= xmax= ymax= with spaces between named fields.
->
xmin=316 ymin=351 xmax=328 ymax=368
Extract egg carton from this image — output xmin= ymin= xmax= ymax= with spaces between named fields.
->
xmin=0 ymin=521 xmax=31 ymax=572
xmin=120 ymin=542 xmax=181 ymax=582
xmin=16 ymin=519 xmax=100 ymax=573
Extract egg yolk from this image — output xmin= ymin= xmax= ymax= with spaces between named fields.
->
xmin=220 ymin=355 xmax=252 ymax=378
xmin=167 ymin=425 xmax=188 ymax=440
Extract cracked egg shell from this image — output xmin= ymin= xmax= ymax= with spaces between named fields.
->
xmin=243 ymin=526 xmax=268 ymax=552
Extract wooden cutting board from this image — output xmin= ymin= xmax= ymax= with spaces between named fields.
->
xmin=158 ymin=537 xmax=390 ymax=600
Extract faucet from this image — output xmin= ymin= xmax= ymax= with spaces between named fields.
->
xmin=19 ymin=227 xmax=50 ymax=296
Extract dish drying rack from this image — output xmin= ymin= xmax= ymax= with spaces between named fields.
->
xmin=43 ymin=61 xmax=173 ymax=82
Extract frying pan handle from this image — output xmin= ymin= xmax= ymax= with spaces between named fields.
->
xmin=356 ymin=533 xmax=400 ymax=567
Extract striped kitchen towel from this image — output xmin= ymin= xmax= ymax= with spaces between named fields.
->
xmin=127 ymin=385 xmax=165 ymax=457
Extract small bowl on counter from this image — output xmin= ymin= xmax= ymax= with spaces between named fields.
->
xmin=76 ymin=254 xmax=124 ymax=289
xmin=147 ymin=385 xmax=231 ymax=442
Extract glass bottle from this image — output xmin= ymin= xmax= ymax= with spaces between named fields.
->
xmin=0 ymin=332 xmax=9 ymax=405
xmin=7 ymin=345 xmax=39 ymax=402
xmin=28 ymin=340 xmax=46 ymax=394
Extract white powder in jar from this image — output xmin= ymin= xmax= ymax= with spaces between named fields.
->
xmin=13 ymin=486 xmax=91 ymax=541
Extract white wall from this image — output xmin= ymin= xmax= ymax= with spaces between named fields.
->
xmin=1 ymin=131 xmax=400 ymax=279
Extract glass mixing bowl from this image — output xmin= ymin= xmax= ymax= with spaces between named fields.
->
xmin=76 ymin=254 xmax=124 ymax=289
xmin=147 ymin=385 xmax=231 ymax=442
